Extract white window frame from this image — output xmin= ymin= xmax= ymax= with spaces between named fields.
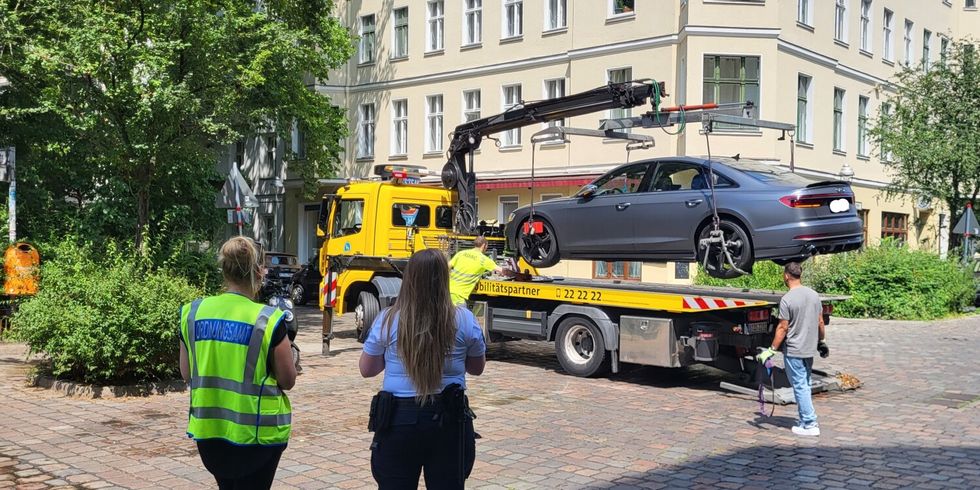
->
xmin=391 ymin=99 xmax=408 ymax=156
xmin=498 ymin=195 xmax=519 ymax=223
xmin=859 ymin=0 xmax=872 ymax=52
xmin=798 ymin=0 xmax=813 ymax=26
xmin=425 ymin=95 xmax=444 ymax=153
xmin=426 ymin=1 xmax=444 ymax=53
xmin=358 ymin=15 xmax=376 ymax=64
xmin=941 ymin=36 xmax=950 ymax=64
xmin=501 ymin=84 xmax=522 ymax=146
xmin=463 ymin=0 xmax=483 ymax=46
xmin=835 ymin=0 xmax=848 ymax=43
xmin=545 ymin=0 xmax=566 ymax=31
xmin=543 ymin=78 xmax=566 ymax=128
xmin=881 ymin=102 xmax=894 ymax=161
xmin=833 ymin=87 xmax=846 ymax=152
xmin=392 ymin=7 xmax=409 ymax=59
xmin=922 ymin=29 xmax=931 ymax=71
xmin=463 ymin=89 xmax=481 ymax=123
xmin=797 ymin=74 xmax=813 ymax=144
xmin=357 ymin=103 xmax=376 ymax=159
xmin=857 ymin=96 xmax=869 ymax=157
xmin=904 ymin=19 xmax=914 ymax=66
xmin=883 ymin=9 xmax=894 ymax=61
xmin=502 ymin=0 xmax=523 ymax=39
xmin=608 ymin=0 xmax=635 ymax=18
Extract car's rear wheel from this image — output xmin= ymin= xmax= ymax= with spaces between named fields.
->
xmin=291 ymin=284 xmax=307 ymax=306
xmin=517 ymin=218 xmax=560 ymax=268
xmin=697 ymin=219 xmax=753 ymax=279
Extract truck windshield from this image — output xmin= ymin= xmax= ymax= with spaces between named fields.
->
xmin=332 ymin=199 xmax=364 ymax=237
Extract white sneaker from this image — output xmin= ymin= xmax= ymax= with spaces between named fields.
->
xmin=792 ymin=425 xmax=820 ymax=436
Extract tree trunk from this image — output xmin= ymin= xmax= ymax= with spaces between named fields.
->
xmin=136 ymin=188 xmax=149 ymax=255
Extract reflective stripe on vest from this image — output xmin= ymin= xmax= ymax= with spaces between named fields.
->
xmin=184 ymin=296 xmax=290 ymax=445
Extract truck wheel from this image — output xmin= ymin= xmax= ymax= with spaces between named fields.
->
xmin=554 ymin=317 xmax=610 ymax=377
xmin=355 ymin=291 xmax=380 ymax=344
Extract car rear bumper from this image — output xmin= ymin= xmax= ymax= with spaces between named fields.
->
xmin=754 ymin=216 xmax=864 ymax=260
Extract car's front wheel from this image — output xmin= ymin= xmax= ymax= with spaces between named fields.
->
xmin=517 ymin=218 xmax=560 ymax=268
xmin=697 ymin=219 xmax=754 ymax=279
xmin=290 ymin=284 xmax=307 ymax=306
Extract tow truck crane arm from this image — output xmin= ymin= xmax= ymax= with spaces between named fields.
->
xmin=441 ymin=80 xmax=663 ymax=234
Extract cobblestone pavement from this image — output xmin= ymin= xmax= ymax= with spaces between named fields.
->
xmin=1 ymin=309 xmax=979 ymax=489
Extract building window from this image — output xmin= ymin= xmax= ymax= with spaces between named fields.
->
xmin=610 ymin=0 xmax=635 ymax=17
xmin=608 ymin=67 xmax=633 ymax=130
xmin=858 ymin=209 xmax=869 ymax=245
xmin=883 ymin=9 xmax=894 ymax=61
xmin=266 ymin=134 xmax=276 ymax=169
xmin=498 ymin=195 xmax=519 ymax=223
xmin=922 ymin=29 xmax=931 ymax=71
xmin=426 ymin=1 xmax=444 ymax=52
xmin=263 ymin=215 xmax=275 ymax=251
xmin=880 ymin=102 xmax=894 ymax=161
xmin=594 ymin=261 xmax=641 ymax=281
xmin=544 ymin=79 xmax=566 ymax=127
xmin=425 ymin=95 xmax=444 ymax=153
xmin=797 ymin=74 xmax=812 ymax=143
xmin=503 ymin=0 xmax=523 ymax=39
xmin=463 ymin=0 xmax=482 ymax=45
xmin=969 ymin=0 xmax=977 ymax=8
xmin=835 ymin=0 xmax=848 ymax=43
xmin=798 ymin=0 xmax=812 ymax=26
xmin=703 ymin=56 xmax=761 ymax=129
xmin=833 ymin=88 xmax=845 ymax=152
xmin=291 ymin=121 xmax=306 ymax=160
xmin=357 ymin=103 xmax=375 ymax=158
xmin=545 ymin=0 xmax=566 ymax=30
xmin=860 ymin=0 xmax=871 ymax=52
xmin=941 ymin=37 xmax=950 ymax=64
xmin=501 ymin=84 xmax=522 ymax=146
xmin=359 ymin=15 xmax=376 ymax=64
xmin=904 ymin=19 xmax=913 ymax=66
xmin=463 ymin=90 xmax=481 ymax=122
xmin=857 ymin=96 xmax=869 ymax=157
xmin=391 ymin=99 xmax=408 ymax=156
xmin=235 ymin=140 xmax=245 ymax=167
xmin=392 ymin=7 xmax=409 ymax=59
xmin=881 ymin=212 xmax=908 ymax=241
xmin=541 ymin=193 xmax=563 ymax=201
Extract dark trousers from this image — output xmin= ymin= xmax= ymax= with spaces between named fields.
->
xmin=370 ymin=405 xmax=476 ymax=490
xmin=197 ymin=440 xmax=285 ymax=490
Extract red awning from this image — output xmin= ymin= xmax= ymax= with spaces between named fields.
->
xmin=476 ymin=176 xmax=597 ymax=190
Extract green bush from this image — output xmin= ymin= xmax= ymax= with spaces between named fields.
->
xmin=808 ymin=239 xmax=975 ymax=320
xmin=10 ymin=238 xmax=202 ymax=384
xmin=694 ymin=260 xmax=788 ymax=291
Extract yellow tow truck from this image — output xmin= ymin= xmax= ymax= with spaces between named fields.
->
xmin=315 ymin=81 xmax=852 ymax=401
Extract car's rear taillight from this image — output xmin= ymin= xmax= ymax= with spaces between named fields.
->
xmin=779 ymin=193 xmax=852 ymax=208
xmin=747 ymin=309 xmax=770 ymax=322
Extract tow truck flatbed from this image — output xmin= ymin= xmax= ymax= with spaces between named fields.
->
xmin=473 ymin=276 xmax=846 ymax=314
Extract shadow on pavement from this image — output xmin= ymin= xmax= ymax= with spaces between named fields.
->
xmin=587 ymin=444 xmax=980 ymax=489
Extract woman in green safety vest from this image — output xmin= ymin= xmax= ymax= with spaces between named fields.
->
xmin=178 ymin=237 xmax=297 ymax=489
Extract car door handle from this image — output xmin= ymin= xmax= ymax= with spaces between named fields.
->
xmin=616 ymin=202 xmax=631 ymax=210
xmin=685 ymin=199 xmax=703 ymax=208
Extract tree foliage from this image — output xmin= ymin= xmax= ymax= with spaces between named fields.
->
xmin=0 ymin=0 xmax=354 ymax=249
xmin=869 ymin=39 xmax=980 ymax=230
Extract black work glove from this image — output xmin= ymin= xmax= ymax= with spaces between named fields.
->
xmin=817 ymin=341 xmax=830 ymax=358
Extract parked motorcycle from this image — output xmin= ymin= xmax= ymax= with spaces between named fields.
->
xmin=260 ymin=277 xmax=302 ymax=374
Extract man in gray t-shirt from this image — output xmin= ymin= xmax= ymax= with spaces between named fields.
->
xmin=756 ymin=262 xmax=826 ymax=436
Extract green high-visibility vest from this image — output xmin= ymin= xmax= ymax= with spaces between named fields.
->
xmin=179 ymin=293 xmax=291 ymax=445
xmin=449 ymin=248 xmax=497 ymax=305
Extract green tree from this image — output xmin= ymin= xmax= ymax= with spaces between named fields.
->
xmin=0 ymin=0 xmax=353 ymax=249
xmin=869 ymin=39 xmax=980 ymax=233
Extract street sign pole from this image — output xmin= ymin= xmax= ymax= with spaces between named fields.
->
xmin=3 ymin=147 xmax=14 ymax=243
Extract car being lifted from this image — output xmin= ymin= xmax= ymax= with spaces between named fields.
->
xmin=506 ymin=156 xmax=864 ymax=278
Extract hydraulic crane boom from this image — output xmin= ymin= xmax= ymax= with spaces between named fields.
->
xmin=440 ymin=80 xmax=663 ymax=234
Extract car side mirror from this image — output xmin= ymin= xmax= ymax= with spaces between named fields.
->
xmin=577 ymin=184 xmax=598 ymax=198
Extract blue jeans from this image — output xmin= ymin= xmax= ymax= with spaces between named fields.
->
xmin=784 ymin=356 xmax=818 ymax=427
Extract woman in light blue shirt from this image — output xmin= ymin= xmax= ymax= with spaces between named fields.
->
xmin=359 ymin=248 xmax=486 ymax=489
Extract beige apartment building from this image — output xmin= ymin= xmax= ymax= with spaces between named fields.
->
xmin=271 ymin=0 xmax=980 ymax=281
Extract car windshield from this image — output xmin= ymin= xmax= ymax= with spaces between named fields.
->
xmin=267 ymin=255 xmax=297 ymax=266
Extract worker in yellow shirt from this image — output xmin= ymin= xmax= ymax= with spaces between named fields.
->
xmin=449 ymin=236 xmax=502 ymax=306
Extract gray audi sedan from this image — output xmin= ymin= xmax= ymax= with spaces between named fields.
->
xmin=505 ymin=156 xmax=864 ymax=279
